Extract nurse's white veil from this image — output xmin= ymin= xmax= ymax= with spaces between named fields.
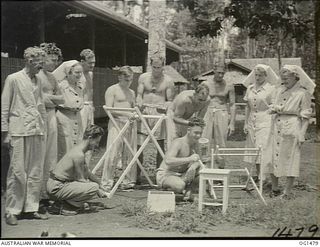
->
xmin=241 ymin=64 xmax=279 ymax=88
xmin=281 ymin=64 xmax=315 ymax=94
xmin=52 ymin=60 xmax=79 ymax=82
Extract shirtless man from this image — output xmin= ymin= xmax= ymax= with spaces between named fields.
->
xmin=101 ymin=66 xmax=138 ymax=191
xmin=79 ymin=49 xmax=95 ymax=132
xmin=136 ymin=54 xmax=175 ymax=168
xmin=47 ymin=125 xmax=107 ymax=215
xmin=168 ymin=83 xmax=210 ymax=139
xmin=156 ymin=117 xmax=205 ymax=200
xmin=79 ymin=49 xmax=96 ymax=167
xmin=38 ymin=43 xmax=64 ymax=211
xmin=201 ymin=64 xmax=236 ymax=168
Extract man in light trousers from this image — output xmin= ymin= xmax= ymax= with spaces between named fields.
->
xmin=1 ymin=47 xmax=48 ymax=225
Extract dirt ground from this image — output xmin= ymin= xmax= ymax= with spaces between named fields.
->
xmin=1 ymin=140 xmax=319 ymax=238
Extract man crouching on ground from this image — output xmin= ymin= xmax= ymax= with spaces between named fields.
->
xmin=47 ymin=124 xmax=107 ymax=215
xmin=156 ymin=117 xmax=205 ymax=201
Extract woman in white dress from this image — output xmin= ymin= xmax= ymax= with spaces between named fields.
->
xmin=53 ymin=60 xmax=84 ymax=161
xmin=242 ymin=64 xmax=279 ymax=182
xmin=266 ymin=65 xmax=314 ymax=199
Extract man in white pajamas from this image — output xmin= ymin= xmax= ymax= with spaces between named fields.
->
xmin=1 ymin=46 xmax=48 ymax=225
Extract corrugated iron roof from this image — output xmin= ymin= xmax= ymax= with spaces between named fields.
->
xmin=226 ymin=58 xmax=302 ymax=74
xmin=164 ymin=65 xmax=189 ymax=84
xmin=65 ymin=1 xmax=183 ymax=53
xmin=194 ymin=57 xmax=303 ymax=79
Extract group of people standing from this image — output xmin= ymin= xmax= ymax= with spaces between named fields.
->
xmin=1 ymin=43 xmax=314 ymax=226
xmin=242 ymin=64 xmax=313 ymax=199
xmin=1 ymin=44 xmax=104 ymax=225
xmin=153 ymin=62 xmax=314 ymax=202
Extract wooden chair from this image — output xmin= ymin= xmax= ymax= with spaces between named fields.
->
xmin=198 ymin=168 xmax=231 ymax=214
xmin=210 ymin=145 xmax=267 ymax=206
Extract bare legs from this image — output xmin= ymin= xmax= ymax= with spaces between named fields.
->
xmin=270 ymin=174 xmax=295 ymax=198
xmin=136 ymin=139 xmax=165 ymax=183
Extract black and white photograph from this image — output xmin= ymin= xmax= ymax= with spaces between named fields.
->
xmin=1 ymin=0 xmax=319 ymax=240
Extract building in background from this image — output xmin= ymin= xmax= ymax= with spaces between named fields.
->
xmin=1 ymin=1 xmax=184 ymax=119
xmin=193 ymin=57 xmax=302 ymax=104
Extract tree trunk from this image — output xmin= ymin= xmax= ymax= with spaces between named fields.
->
xmin=277 ymin=40 xmax=282 ymax=71
xmin=246 ymin=36 xmax=250 ymax=58
xmin=141 ymin=2 xmax=149 ymax=27
xmin=38 ymin=1 xmax=45 ymax=43
xmin=221 ymin=33 xmax=225 ymax=62
xmin=315 ymin=0 xmax=320 ymax=141
xmin=253 ymin=39 xmax=258 ymax=58
xmin=292 ymin=37 xmax=297 ymax=57
xmin=147 ymin=0 xmax=166 ymax=71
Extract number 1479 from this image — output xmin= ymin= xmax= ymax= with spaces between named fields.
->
xmin=272 ymin=225 xmax=319 ymax=238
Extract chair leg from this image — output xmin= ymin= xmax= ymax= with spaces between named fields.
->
xmin=209 ymin=180 xmax=217 ymax=199
xmin=259 ymin=165 xmax=263 ymax=194
xmin=245 ymin=168 xmax=267 ymax=206
xmin=222 ymin=176 xmax=230 ymax=214
xmin=198 ymin=177 xmax=204 ymax=212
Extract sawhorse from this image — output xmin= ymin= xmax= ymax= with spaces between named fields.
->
xmin=92 ymin=106 xmax=169 ymax=199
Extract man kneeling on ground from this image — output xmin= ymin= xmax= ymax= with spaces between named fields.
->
xmin=156 ymin=117 xmax=205 ymax=201
xmin=47 ymin=124 xmax=108 ymax=215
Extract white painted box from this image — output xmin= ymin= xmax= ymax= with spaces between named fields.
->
xmin=147 ymin=191 xmax=175 ymax=213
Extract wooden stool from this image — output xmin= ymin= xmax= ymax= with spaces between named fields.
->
xmin=198 ymin=168 xmax=231 ymax=214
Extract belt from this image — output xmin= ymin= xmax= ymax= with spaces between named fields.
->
xmin=57 ymin=107 xmax=80 ymax=114
xmin=208 ymin=106 xmax=227 ymax=112
xmin=276 ymin=112 xmax=299 ymax=116
xmin=49 ymin=172 xmax=71 ymax=183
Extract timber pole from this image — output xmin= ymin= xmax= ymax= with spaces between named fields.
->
xmin=147 ymin=0 xmax=166 ymax=71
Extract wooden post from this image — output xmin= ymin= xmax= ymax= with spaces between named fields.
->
xmin=39 ymin=1 xmax=45 ymax=43
xmin=122 ymin=32 xmax=127 ymax=65
xmin=315 ymin=0 xmax=320 ymax=141
xmin=89 ymin=16 xmax=96 ymax=51
xmin=147 ymin=0 xmax=166 ymax=71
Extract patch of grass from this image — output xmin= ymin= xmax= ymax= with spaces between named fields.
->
xmin=120 ymin=200 xmax=146 ymax=217
xmin=119 ymin=192 xmax=319 ymax=235
xmin=224 ymin=194 xmax=319 ymax=229
xmin=133 ymin=203 xmax=214 ymax=234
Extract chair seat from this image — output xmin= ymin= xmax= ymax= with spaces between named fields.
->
xmin=200 ymin=168 xmax=231 ymax=175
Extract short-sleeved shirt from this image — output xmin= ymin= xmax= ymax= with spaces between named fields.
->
xmin=244 ymin=82 xmax=275 ymax=129
xmin=58 ymin=80 xmax=84 ymax=111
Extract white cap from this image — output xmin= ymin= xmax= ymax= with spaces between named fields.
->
xmin=241 ymin=64 xmax=279 ymax=88
xmin=52 ymin=60 xmax=79 ymax=82
xmin=281 ymin=64 xmax=315 ymax=94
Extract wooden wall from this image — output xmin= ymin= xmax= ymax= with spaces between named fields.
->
xmin=1 ymin=57 xmax=141 ymax=119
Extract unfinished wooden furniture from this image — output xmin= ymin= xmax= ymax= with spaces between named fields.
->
xmin=210 ymin=145 xmax=267 ymax=206
xmin=198 ymin=168 xmax=231 ymax=214
xmin=92 ymin=106 xmax=170 ymax=199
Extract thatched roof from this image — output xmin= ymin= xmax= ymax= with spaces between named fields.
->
xmin=164 ymin=65 xmax=189 ymax=84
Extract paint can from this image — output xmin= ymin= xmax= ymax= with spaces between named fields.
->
xmin=198 ymin=137 xmax=209 ymax=162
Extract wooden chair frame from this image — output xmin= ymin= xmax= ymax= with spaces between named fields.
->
xmin=210 ymin=145 xmax=267 ymax=205
xmin=92 ymin=106 xmax=168 ymax=198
